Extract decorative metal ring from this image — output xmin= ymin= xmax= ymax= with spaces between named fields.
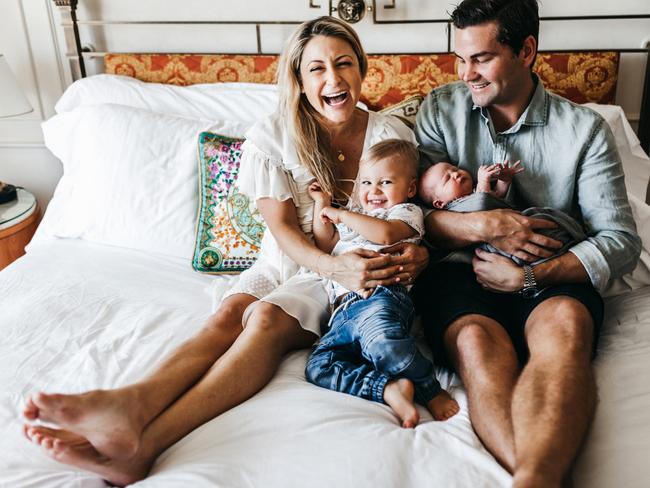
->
xmin=337 ymin=0 xmax=366 ymax=24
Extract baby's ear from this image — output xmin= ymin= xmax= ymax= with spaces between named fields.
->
xmin=408 ymin=178 xmax=417 ymax=198
xmin=433 ymin=199 xmax=445 ymax=209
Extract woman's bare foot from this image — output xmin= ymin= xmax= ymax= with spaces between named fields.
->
xmin=427 ymin=389 xmax=460 ymax=421
xmin=23 ymin=425 xmax=153 ymax=487
xmin=383 ymin=379 xmax=419 ymax=428
xmin=23 ymin=388 xmax=144 ymax=459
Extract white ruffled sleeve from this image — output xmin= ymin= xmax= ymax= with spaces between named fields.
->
xmin=237 ymin=140 xmax=295 ymax=202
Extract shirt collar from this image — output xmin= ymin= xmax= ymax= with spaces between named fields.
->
xmin=472 ymin=74 xmax=548 ymax=134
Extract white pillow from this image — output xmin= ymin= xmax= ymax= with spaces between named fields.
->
xmin=55 ymin=74 xmax=279 ymax=123
xmin=34 ymin=104 xmax=250 ymax=259
xmin=584 ymin=103 xmax=650 ymax=203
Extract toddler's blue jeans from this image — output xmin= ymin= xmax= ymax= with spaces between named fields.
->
xmin=305 ymin=285 xmax=441 ymax=405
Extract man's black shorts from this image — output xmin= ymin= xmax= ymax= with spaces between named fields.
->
xmin=412 ymin=262 xmax=604 ymax=367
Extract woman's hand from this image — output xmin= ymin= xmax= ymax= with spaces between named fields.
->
xmin=321 ymin=249 xmax=403 ymax=291
xmin=380 ymin=242 xmax=429 ymax=285
xmin=472 ymin=248 xmax=524 ymax=292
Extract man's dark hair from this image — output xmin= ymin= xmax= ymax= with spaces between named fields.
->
xmin=451 ymin=0 xmax=539 ymax=60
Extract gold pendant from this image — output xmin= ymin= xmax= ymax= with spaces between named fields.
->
xmin=337 ymin=151 xmax=345 ymax=162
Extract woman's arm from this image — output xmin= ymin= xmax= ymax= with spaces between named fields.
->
xmin=321 ymin=207 xmax=416 ymax=246
xmin=256 ymin=197 xmax=408 ymax=291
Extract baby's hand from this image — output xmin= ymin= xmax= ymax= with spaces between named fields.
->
xmin=476 ymin=164 xmax=501 ymax=193
xmin=496 ymin=160 xmax=524 ymax=183
xmin=309 ymin=181 xmax=331 ymax=205
xmin=320 ymin=206 xmax=343 ymax=225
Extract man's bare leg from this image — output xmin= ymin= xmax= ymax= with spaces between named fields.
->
xmin=444 ymin=314 xmax=520 ymax=471
xmin=23 ymin=293 xmax=257 ymax=458
xmin=511 ymin=297 xmax=597 ymax=488
xmin=24 ymin=303 xmax=317 ymax=486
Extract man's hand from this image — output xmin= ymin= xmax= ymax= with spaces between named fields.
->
xmin=321 ymin=206 xmax=344 ymax=225
xmin=308 ymin=181 xmax=331 ymax=206
xmin=472 ymin=248 xmax=524 ymax=293
xmin=379 ymin=242 xmax=429 ymax=285
xmin=484 ymin=209 xmax=563 ymax=263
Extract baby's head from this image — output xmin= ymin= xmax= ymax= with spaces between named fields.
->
xmin=418 ymin=162 xmax=474 ymax=209
xmin=355 ymin=139 xmax=419 ymax=212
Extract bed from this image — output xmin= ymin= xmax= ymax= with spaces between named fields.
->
xmin=2 ymin=5 xmax=650 ymax=488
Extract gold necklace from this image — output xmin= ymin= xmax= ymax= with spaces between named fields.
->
xmin=337 ymin=150 xmax=345 ymax=162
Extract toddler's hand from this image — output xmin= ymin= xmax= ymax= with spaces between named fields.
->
xmin=321 ymin=206 xmax=343 ymax=225
xmin=496 ymin=160 xmax=524 ymax=183
xmin=309 ymin=181 xmax=331 ymax=205
xmin=357 ymin=288 xmax=374 ymax=299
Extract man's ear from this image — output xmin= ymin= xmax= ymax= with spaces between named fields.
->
xmin=520 ymin=35 xmax=537 ymax=69
xmin=433 ymin=199 xmax=445 ymax=209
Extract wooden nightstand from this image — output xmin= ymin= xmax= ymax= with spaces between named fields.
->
xmin=0 ymin=188 xmax=39 ymax=270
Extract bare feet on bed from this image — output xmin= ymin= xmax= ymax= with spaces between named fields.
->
xmin=23 ymin=425 xmax=152 ymax=487
xmin=23 ymin=389 xmax=143 ymax=459
xmin=384 ymin=378 xmax=419 ymax=428
xmin=427 ymin=390 xmax=460 ymax=421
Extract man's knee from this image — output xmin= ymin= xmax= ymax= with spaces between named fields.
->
xmin=446 ymin=315 xmax=514 ymax=365
xmin=526 ymin=297 xmax=594 ymax=361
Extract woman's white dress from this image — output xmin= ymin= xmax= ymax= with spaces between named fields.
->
xmin=221 ymin=110 xmax=415 ymax=336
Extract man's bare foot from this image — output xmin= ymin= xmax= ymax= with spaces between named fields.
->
xmin=427 ymin=390 xmax=460 ymax=421
xmin=23 ymin=425 xmax=153 ymax=487
xmin=383 ymin=379 xmax=419 ymax=428
xmin=23 ymin=389 xmax=143 ymax=459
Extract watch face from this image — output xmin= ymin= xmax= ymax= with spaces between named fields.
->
xmin=521 ymin=287 xmax=539 ymax=299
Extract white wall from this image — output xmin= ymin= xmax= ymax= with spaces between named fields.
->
xmin=1 ymin=0 xmax=649 ymax=210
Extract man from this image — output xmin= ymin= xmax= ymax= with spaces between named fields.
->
xmin=413 ymin=0 xmax=641 ymax=486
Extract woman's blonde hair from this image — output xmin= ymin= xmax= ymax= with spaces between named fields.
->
xmin=277 ymin=16 xmax=368 ymax=197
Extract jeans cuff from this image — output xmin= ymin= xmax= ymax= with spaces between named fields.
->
xmin=368 ymin=373 xmax=390 ymax=404
xmin=414 ymin=379 xmax=442 ymax=405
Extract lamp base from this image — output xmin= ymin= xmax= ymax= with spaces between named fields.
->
xmin=0 ymin=182 xmax=18 ymax=204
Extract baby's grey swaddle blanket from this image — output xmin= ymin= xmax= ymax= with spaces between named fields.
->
xmin=440 ymin=192 xmax=587 ymax=266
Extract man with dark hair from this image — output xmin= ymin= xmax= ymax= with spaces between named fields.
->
xmin=414 ymin=0 xmax=641 ymax=486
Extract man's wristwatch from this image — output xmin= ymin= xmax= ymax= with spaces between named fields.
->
xmin=520 ymin=265 xmax=539 ymax=299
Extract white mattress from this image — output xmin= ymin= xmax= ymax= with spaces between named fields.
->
xmin=1 ymin=239 xmax=649 ymax=487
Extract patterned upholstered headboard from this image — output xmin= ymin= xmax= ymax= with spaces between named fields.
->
xmin=104 ymin=51 xmax=620 ymax=110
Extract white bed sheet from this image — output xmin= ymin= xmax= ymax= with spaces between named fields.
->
xmin=0 ymin=240 xmax=509 ymax=488
xmin=2 ymin=240 xmax=650 ymax=487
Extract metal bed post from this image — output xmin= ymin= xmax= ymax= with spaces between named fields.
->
xmin=638 ymin=44 xmax=650 ymax=155
xmin=53 ymin=0 xmax=86 ymax=79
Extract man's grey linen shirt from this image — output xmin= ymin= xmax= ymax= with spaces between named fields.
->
xmin=415 ymin=77 xmax=641 ymax=291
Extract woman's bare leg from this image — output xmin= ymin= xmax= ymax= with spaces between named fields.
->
xmin=23 ymin=293 xmax=257 ymax=458
xmin=24 ymin=302 xmax=317 ymax=486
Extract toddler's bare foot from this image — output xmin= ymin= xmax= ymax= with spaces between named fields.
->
xmin=23 ymin=425 xmax=153 ymax=487
xmin=383 ymin=379 xmax=419 ymax=428
xmin=427 ymin=389 xmax=460 ymax=421
xmin=23 ymin=388 xmax=143 ymax=459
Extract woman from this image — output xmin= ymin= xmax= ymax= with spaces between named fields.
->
xmin=22 ymin=16 xmax=428 ymax=485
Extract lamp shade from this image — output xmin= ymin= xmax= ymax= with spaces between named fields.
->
xmin=0 ymin=54 xmax=33 ymax=118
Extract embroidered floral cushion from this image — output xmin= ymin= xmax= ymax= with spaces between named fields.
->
xmin=193 ymin=132 xmax=265 ymax=273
